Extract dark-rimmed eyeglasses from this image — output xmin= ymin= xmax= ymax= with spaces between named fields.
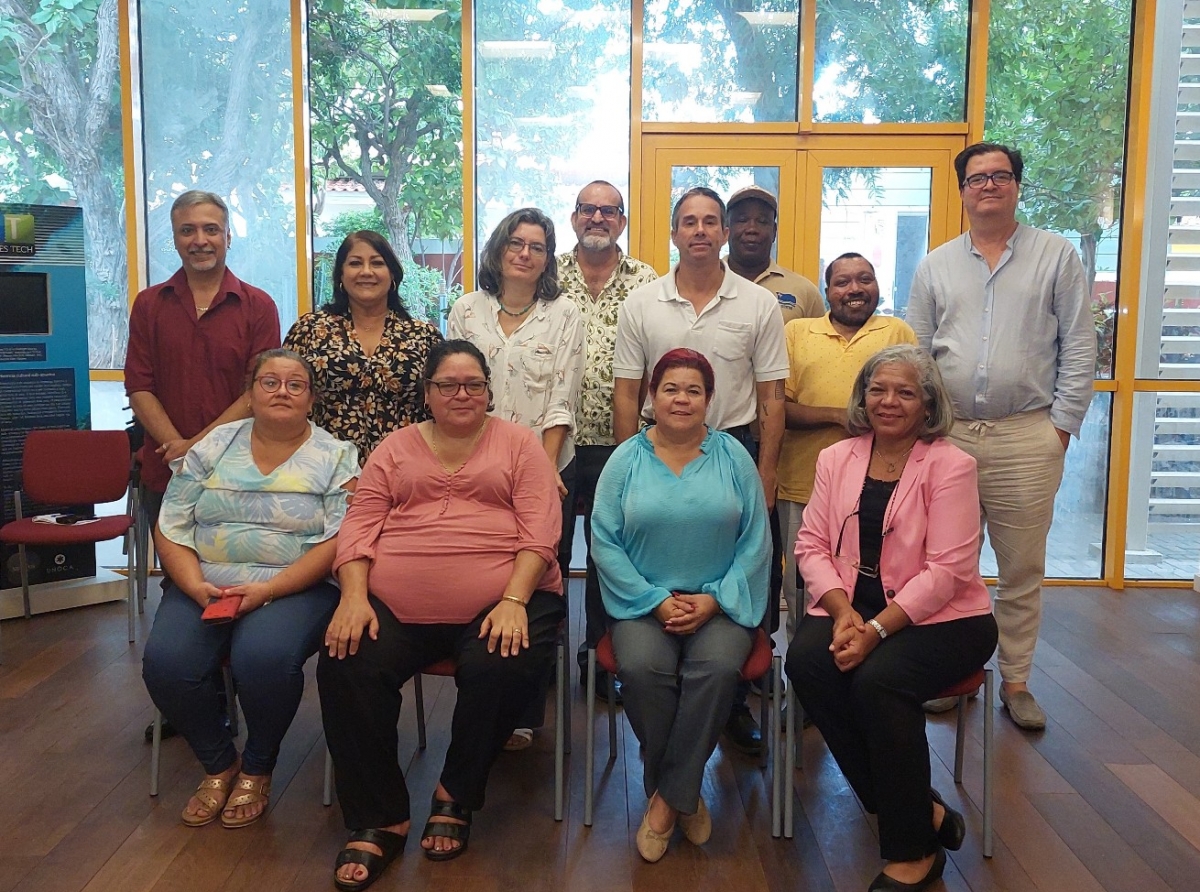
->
xmin=504 ymin=237 xmax=547 ymax=257
xmin=833 ymin=510 xmax=893 ymax=578
xmin=255 ymin=376 xmax=310 ymax=395
xmin=962 ymin=171 xmax=1016 ymax=190
xmin=426 ymin=379 xmax=488 ymax=397
xmin=575 ymin=203 xmax=623 ymax=220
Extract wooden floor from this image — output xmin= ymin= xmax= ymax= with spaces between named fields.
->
xmin=1 ymin=580 xmax=1199 ymax=892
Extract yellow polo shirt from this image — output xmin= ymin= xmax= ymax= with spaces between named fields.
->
xmin=778 ymin=313 xmax=917 ymax=504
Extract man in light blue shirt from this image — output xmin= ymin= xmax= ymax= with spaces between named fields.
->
xmin=907 ymin=142 xmax=1095 ymax=732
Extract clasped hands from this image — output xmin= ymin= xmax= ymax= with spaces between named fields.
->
xmin=653 ymin=592 xmax=719 ymax=635
xmin=828 ymin=609 xmax=880 ymax=672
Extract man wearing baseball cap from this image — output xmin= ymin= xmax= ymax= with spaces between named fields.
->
xmin=725 ymin=185 xmax=824 ymax=323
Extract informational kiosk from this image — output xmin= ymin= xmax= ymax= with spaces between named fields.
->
xmin=0 ymin=203 xmax=117 ymax=615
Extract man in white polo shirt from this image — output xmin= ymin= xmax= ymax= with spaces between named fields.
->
xmin=612 ymin=185 xmax=788 ymax=754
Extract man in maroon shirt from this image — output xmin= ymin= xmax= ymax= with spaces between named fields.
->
xmin=124 ymin=190 xmax=281 ymax=524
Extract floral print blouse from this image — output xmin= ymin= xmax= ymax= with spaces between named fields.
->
xmin=284 ymin=310 xmax=443 ymax=464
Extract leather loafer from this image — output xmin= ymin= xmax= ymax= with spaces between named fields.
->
xmin=867 ymin=846 xmax=946 ymax=892
xmin=723 ymin=704 xmax=763 ymax=755
xmin=679 ymin=797 xmax=711 ymax=845
xmin=929 ymin=788 xmax=965 ymax=851
xmin=921 ymin=697 xmax=958 ymax=714
xmin=999 ymin=687 xmax=1046 ymax=731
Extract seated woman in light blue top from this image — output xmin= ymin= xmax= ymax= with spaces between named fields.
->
xmin=591 ymin=348 xmax=769 ymax=863
xmin=142 ymin=349 xmax=358 ymax=830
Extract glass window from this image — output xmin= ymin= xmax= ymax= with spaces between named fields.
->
xmin=813 ymin=0 xmax=967 ymax=123
xmin=475 ymin=0 xmax=633 ymax=254
xmin=138 ymin=0 xmax=299 ymax=330
xmin=979 ymin=393 xmax=1111 ymax=580
xmin=1124 ymin=392 xmax=1200 ymax=580
xmin=0 ymin=1 xmax=127 ymax=368
xmin=819 ymin=167 xmax=931 ymax=317
xmin=643 ymin=0 xmax=799 ymax=123
xmin=308 ymin=0 xmax=463 ymax=325
xmin=985 ymin=0 xmax=1133 ymax=379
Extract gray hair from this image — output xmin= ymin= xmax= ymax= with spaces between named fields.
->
xmin=171 ymin=190 xmax=229 ymax=228
xmin=846 ymin=345 xmax=955 ymax=441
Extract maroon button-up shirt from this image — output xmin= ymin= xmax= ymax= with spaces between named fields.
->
xmin=124 ymin=267 xmax=281 ymax=492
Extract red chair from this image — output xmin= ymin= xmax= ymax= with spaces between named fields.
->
xmin=0 ymin=430 xmax=138 ymax=655
xmin=583 ymin=626 xmax=782 ymax=828
xmin=323 ymin=627 xmax=570 ymax=820
xmin=781 ymin=665 xmax=995 ymax=856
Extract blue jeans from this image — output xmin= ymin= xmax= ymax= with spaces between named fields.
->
xmin=142 ymin=581 xmax=338 ymax=776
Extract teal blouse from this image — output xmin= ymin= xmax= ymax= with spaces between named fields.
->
xmin=591 ymin=427 xmax=769 ymax=629
xmin=159 ymin=418 xmax=358 ymax=586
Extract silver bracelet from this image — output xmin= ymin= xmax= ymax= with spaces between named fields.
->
xmin=867 ymin=618 xmax=888 ymax=640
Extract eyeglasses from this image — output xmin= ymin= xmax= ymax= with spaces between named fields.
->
xmin=504 ymin=237 xmax=548 ymax=257
xmin=575 ymin=203 xmax=623 ymax=220
xmin=256 ymin=376 xmax=310 ymax=395
xmin=833 ymin=509 xmax=893 ymax=578
xmin=426 ymin=379 xmax=488 ymax=397
xmin=962 ymin=171 xmax=1016 ymax=189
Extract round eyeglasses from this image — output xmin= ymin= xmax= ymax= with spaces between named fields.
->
xmin=504 ymin=237 xmax=547 ymax=257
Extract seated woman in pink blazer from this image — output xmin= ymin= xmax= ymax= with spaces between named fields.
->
xmin=785 ymin=344 xmax=997 ymax=892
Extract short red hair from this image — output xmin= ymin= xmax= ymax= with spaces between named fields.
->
xmin=649 ymin=348 xmax=716 ymax=396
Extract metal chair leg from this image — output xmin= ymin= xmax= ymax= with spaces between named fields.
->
xmin=150 ymin=710 xmax=162 ymax=796
xmin=323 ymin=747 xmax=334 ymax=806
xmin=584 ymin=648 xmax=597 ymax=827
xmin=415 ymin=673 xmax=427 ymax=750
xmin=771 ymin=656 xmax=782 ymax=838
xmin=983 ymin=668 xmax=995 ymax=857
xmin=126 ymin=529 xmax=136 ymax=643
xmin=784 ymin=683 xmax=797 ymax=838
xmin=17 ymin=543 xmax=31 ymax=619
xmin=554 ymin=638 xmax=565 ymax=821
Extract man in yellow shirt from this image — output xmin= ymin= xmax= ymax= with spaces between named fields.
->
xmin=778 ymin=252 xmax=916 ymax=636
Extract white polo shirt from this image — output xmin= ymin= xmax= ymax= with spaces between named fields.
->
xmin=613 ymin=263 xmax=788 ymax=430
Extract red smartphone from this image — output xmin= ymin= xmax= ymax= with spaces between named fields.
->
xmin=201 ymin=592 xmax=243 ymax=624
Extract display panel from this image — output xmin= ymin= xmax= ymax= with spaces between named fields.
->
xmin=0 ymin=271 xmax=50 ymax=336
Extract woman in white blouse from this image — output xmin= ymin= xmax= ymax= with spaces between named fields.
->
xmin=448 ymin=207 xmax=584 ymax=749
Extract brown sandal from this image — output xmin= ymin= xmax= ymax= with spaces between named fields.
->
xmin=181 ymin=775 xmax=235 ymax=827
xmin=220 ymin=775 xmax=271 ymax=829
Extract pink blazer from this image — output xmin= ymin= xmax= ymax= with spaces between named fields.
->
xmin=796 ymin=435 xmax=992 ymax=625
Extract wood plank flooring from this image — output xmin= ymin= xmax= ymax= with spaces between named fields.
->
xmin=0 ymin=581 xmax=1197 ymax=891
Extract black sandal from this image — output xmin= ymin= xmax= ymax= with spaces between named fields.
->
xmin=421 ymin=796 xmax=472 ymax=862
xmin=333 ymin=828 xmax=406 ymax=892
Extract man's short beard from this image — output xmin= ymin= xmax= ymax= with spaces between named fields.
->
xmin=580 ymin=233 xmax=615 ymax=252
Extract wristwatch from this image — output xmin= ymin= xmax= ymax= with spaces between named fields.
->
xmin=866 ymin=618 xmax=888 ymax=640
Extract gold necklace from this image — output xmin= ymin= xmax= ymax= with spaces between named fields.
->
xmin=873 ymin=444 xmax=915 ymax=473
xmin=430 ymin=418 xmax=488 ymax=472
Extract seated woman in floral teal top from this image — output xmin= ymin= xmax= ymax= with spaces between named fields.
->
xmin=143 ymin=349 xmax=358 ymax=830
xmin=592 ymin=348 xmax=769 ymax=864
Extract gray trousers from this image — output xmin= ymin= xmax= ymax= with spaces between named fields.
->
xmin=612 ymin=614 xmax=753 ymax=814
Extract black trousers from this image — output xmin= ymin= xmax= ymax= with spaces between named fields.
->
xmin=785 ymin=612 xmax=998 ymax=861
xmin=317 ymin=591 xmax=566 ymax=829
xmin=572 ymin=444 xmax=617 ymax=665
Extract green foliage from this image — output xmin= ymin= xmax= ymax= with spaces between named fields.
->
xmin=308 ymin=0 xmax=463 ymax=252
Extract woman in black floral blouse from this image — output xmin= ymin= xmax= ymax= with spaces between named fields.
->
xmin=286 ymin=231 xmax=443 ymax=464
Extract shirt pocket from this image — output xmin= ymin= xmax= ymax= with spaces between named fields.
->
xmin=713 ymin=320 xmax=753 ymax=362
xmin=521 ymin=344 xmax=556 ymax=392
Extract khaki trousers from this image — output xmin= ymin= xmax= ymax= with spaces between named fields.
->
xmin=948 ymin=409 xmax=1065 ymax=684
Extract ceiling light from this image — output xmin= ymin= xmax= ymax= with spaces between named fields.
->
xmin=477 ymin=40 xmax=556 ymax=59
xmin=736 ymin=11 xmax=798 ymax=27
xmin=367 ymin=8 xmax=445 ymax=23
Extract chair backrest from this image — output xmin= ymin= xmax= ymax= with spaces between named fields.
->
xmin=20 ymin=430 xmax=133 ymax=507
